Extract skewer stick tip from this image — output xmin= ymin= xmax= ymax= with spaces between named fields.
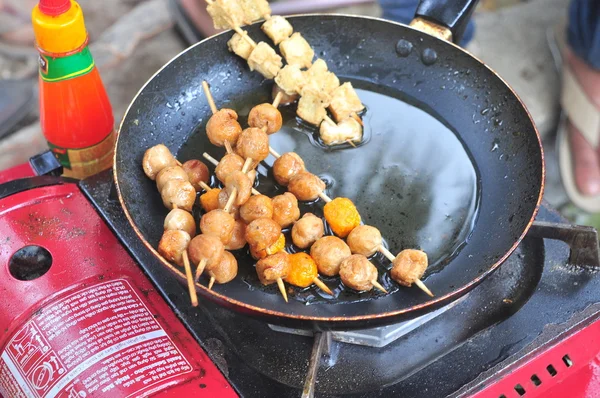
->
xmin=272 ymin=91 xmax=283 ymax=108
xmin=414 ymin=279 xmax=434 ymax=297
xmin=276 ymin=278 xmax=288 ymax=303
xmin=371 ymin=279 xmax=388 ymax=294
xmin=312 ymin=277 xmax=333 ymax=296
xmin=182 ymin=251 xmax=198 ymax=307
xmin=208 ymin=276 xmax=216 ymax=290
xmin=195 ymin=258 xmax=208 ymax=282
xmin=318 ymin=192 xmax=332 ymax=203
xmin=202 ymin=152 xmax=219 ymax=166
xmin=269 ymin=147 xmax=281 ymax=158
xmin=201 ymin=81 xmax=218 ymax=115
xmin=378 ymin=245 xmax=396 ymax=262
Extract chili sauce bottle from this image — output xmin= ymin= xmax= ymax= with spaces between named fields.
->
xmin=32 ymin=0 xmax=115 ymax=179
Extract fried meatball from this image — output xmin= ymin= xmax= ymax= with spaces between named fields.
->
xmin=272 ymin=152 xmax=305 ymax=186
xmin=323 ymin=197 xmax=361 ymax=238
xmin=164 ymin=208 xmax=196 ymax=238
xmin=158 ymin=230 xmax=191 ymax=267
xmin=182 ymin=159 xmax=209 ymax=191
xmin=347 ymin=225 xmax=382 ymax=257
xmin=249 ymin=233 xmax=285 ymax=260
xmin=206 ymin=251 xmax=238 ymax=284
xmin=310 ymin=236 xmax=351 ymax=276
xmin=285 ymin=252 xmax=317 ymax=288
xmin=225 ymin=170 xmax=252 ymax=206
xmin=215 ymin=153 xmax=244 ymax=183
xmin=160 ymin=180 xmax=196 ymax=211
xmin=256 ymin=251 xmax=290 ymax=285
xmin=200 ymin=209 xmax=235 ymax=244
xmin=188 ymin=234 xmax=224 ymax=277
xmin=288 ymin=171 xmax=326 ymax=201
xmin=339 ymin=254 xmax=378 ymax=291
xmin=206 ymin=108 xmax=242 ymax=147
xmin=225 ymin=219 xmax=247 ymax=250
xmin=391 ymin=249 xmax=428 ymax=287
xmin=245 ymin=218 xmax=281 ymax=251
xmin=218 ymin=189 xmax=241 ymax=220
xmin=248 ymin=103 xmax=283 ymax=135
xmin=291 ymin=213 xmax=324 ymax=249
xmin=236 ymin=127 xmax=269 ymax=166
xmin=143 ymin=144 xmax=177 ymax=180
xmin=156 ymin=165 xmax=189 ymax=192
xmin=272 ymin=192 xmax=300 ymax=228
xmin=200 ymin=188 xmax=221 ymax=212
xmin=240 ymin=194 xmax=273 ymax=224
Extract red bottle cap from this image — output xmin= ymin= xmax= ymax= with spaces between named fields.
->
xmin=38 ymin=0 xmax=71 ymax=16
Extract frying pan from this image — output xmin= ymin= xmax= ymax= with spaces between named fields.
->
xmin=114 ymin=0 xmax=544 ymax=330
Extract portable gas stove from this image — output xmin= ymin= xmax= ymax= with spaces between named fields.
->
xmin=2 ymin=153 xmax=600 ymax=398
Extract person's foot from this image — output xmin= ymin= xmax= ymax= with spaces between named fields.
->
xmin=565 ymin=48 xmax=600 ymax=196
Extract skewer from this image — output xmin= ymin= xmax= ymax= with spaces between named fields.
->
xmin=371 ymin=279 xmax=388 ymax=294
xmin=312 ymin=277 xmax=333 ymax=295
xmin=272 ymin=91 xmax=283 ymax=108
xmin=199 ymin=181 xmax=212 ymax=192
xmin=379 ymin=245 xmax=434 ymax=297
xmin=277 ymin=277 xmax=288 ymax=303
xmin=170 ymin=204 xmax=199 ymax=305
xmin=195 ymin=258 xmax=208 ymax=282
xmin=224 ymin=140 xmax=234 ymax=154
xmin=202 ymin=81 xmax=218 ymax=115
xmin=202 ymin=152 xmax=260 ymax=195
xmin=208 ymin=276 xmax=216 ymax=290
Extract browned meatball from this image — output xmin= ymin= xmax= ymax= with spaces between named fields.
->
xmin=225 ymin=171 xmax=252 ymax=206
xmin=143 ymin=144 xmax=177 ymax=180
xmin=188 ymin=234 xmax=224 ymax=276
xmin=200 ymin=209 xmax=235 ymax=244
xmin=292 ymin=213 xmax=324 ymax=249
xmin=182 ymin=159 xmax=209 ymax=191
xmin=310 ymin=236 xmax=351 ymax=276
xmin=272 ymin=193 xmax=300 ymax=228
xmin=256 ymin=251 xmax=290 ymax=285
xmin=272 ymin=152 xmax=305 ymax=186
xmin=288 ymin=171 xmax=326 ymax=201
xmin=160 ymin=180 xmax=196 ymax=211
xmin=164 ymin=208 xmax=196 ymax=237
xmin=339 ymin=254 xmax=378 ymax=291
xmin=272 ymin=84 xmax=299 ymax=106
xmin=215 ymin=153 xmax=244 ymax=183
xmin=225 ymin=219 xmax=247 ymax=250
xmin=245 ymin=218 xmax=281 ymax=251
xmin=217 ymin=189 xmax=241 ymax=220
xmin=206 ymin=251 xmax=238 ymax=284
xmin=240 ymin=194 xmax=273 ymax=224
xmin=236 ymin=127 xmax=269 ymax=166
xmin=347 ymin=225 xmax=382 ymax=257
xmin=206 ymin=108 xmax=242 ymax=147
xmin=248 ymin=103 xmax=283 ymax=135
xmin=156 ymin=166 xmax=189 ymax=192
xmin=158 ymin=230 xmax=191 ymax=266
xmin=391 ymin=249 xmax=428 ymax=287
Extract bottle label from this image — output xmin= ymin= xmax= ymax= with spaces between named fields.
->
xmin=39 ymin=46 xmax=95 ymax=82
xmin=48 ymin=129 xmax=116 ymax=179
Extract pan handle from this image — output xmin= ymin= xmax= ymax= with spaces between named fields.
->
xmin=410 ymin=0 xmax=479 ymax=44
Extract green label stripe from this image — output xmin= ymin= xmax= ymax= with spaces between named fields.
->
xmin=40 ymin=46 xmax=95 ymax=82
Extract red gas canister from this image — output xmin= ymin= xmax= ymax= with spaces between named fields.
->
xmin=0 ymin=174 xmax=237 ymax=397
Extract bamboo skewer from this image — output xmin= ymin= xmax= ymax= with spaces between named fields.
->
xmin=371 ymin=279 xmax=388 ymax=294
xmin=272 ymin=91 xmax=283 ymax=108
xmin=195 ymin=258 xmax=208 ymax=282
xmin=208 ymin=275 xmax=216 ymax=290
xmin=202 ymin=153 xmax=260 ymax=195
xmin=199 ymin=181 xmax=212 ymax=192
xmin=170 ymin=204 xmax=199 ymax=306
xmin=277 ymin=277 xmax=288 ymax=303
xmin=312 ymin=277 xmax=333 ymax=296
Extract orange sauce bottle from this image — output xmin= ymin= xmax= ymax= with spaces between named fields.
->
xmin=32 ymin=0 xmax=115 ymax=179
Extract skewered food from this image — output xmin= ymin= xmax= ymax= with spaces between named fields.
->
xmin=188 ymin=234 xmax=225 ymax=276
xmin=279 ymin=32 xmax=314 ymax=69
xmin=319 ymin=117 xmax=363 ymax=146
xmin=288 ymin=171 xmax=326 ymax=201
xmin=285 ymin=252 xmax=318 ymax=288
xmin=296 ymin=94 xmax=327 ymax=126
xmin=272 ymin=152 xmax=305 ymax=186
xmin=339 ymin=254 xmax=379 ymax=291
xmin=391 ymin=249 xmax=428 ymax=287
xmin=158 ymin=230 xmax=191 ymax=267
xmin=200 ymin=188 xmax=222 ymax=212
xmin=206 ymin=108 xmax=243 ymax=147
xmin=329 ymin=82 xmax=365 ymax=122
xmin=143 ymin=144 xmax=177 ymax=180
xmin=291 ymin=213 xmax=324 ymax=249
xmin=310 ymin=236 xmax=351 ymax=276
xmin=164 ymin=208 xmax=197 ymax=238
xmin=272 ymin=192 xmax=300 ymax=228
xmin=225 ymin=219 xmax=247 ymax=250
xmin=323 ymin=197 xmax=361 ymax=238
xmin=207 ymin=0 xmax=244 ymax=29
xmin=240 ymin=194 xmax=273 ymax=223
xmin=182 ymin=159 xmax=210 ymax=191
xmin=225 ymin=170 xmax=253 ymax=206
xmin=200 ymin=209 xmax=236 ymax=244
xmin=160 ymin=179 xmax=196 ymax=211
xmin=261 ymin=15 xmax=293 ymax=45
xmin=248 ymin=42 xmax=283 ymax=79
xmin=272 ymin=84 xmax=298 ymax=106
xmin=347 ymin=225 xmax=382 ymax=257
xmin=236 ymin=127 xmax=270 ymax=166
xmin=215 ymin=153 xmax=252 ymax=183
xmin=245 ymin=217 xmax=281 ymax=251
xmin=218 ymin=189 xmax=241 ymax=219
xmin=256 ymin=251 xmax=290 ymax=285
xmin=206 ymin=251 xmax=238 ymax=285
xmin=248 ymin=103 xmax=282 ymax=134
xmin=274 ymin=64 xmax=305 ymax=96
xmin=239 ymin=0 xmax=270 ymax=24
xmin=227 ymin=30 xmax=254 ymax=60
xmin=156 ymin=165 xmax=189 ymax=192
xmin=250 ymin=232 xmax=286 ymax=259
xmin=300 ymin=59 xmax=340 ymax=106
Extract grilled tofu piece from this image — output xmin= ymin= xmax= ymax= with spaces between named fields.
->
xmin=297 ymin=94 xmax=327 ymax=126
xmin=240 ymin=0 xmax=271 ymax=24
xmin=227 ymin=30 xmax=254 ymax=60
xmin=261 ymin=15 xmax=293 ymax=45
xmin=274 ymin=64 xmax=306 ymax=95
xmin=207 ymin=0 xmax=245 ymax=29
xmin=319 ymin=117 xmax=363 ymax=146
xmin=300 ymin=59 xmax=340 ymax=107
xmin=280 ymin=32 xmax=315 ymax=69
xmin=247 ymin=42 xmax=283 ymax=79
xmin=329 ymin=82 xmax=365 ymax=122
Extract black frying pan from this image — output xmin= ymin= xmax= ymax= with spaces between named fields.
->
xmin=114 ymin=0 xmax=544 ymax=330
